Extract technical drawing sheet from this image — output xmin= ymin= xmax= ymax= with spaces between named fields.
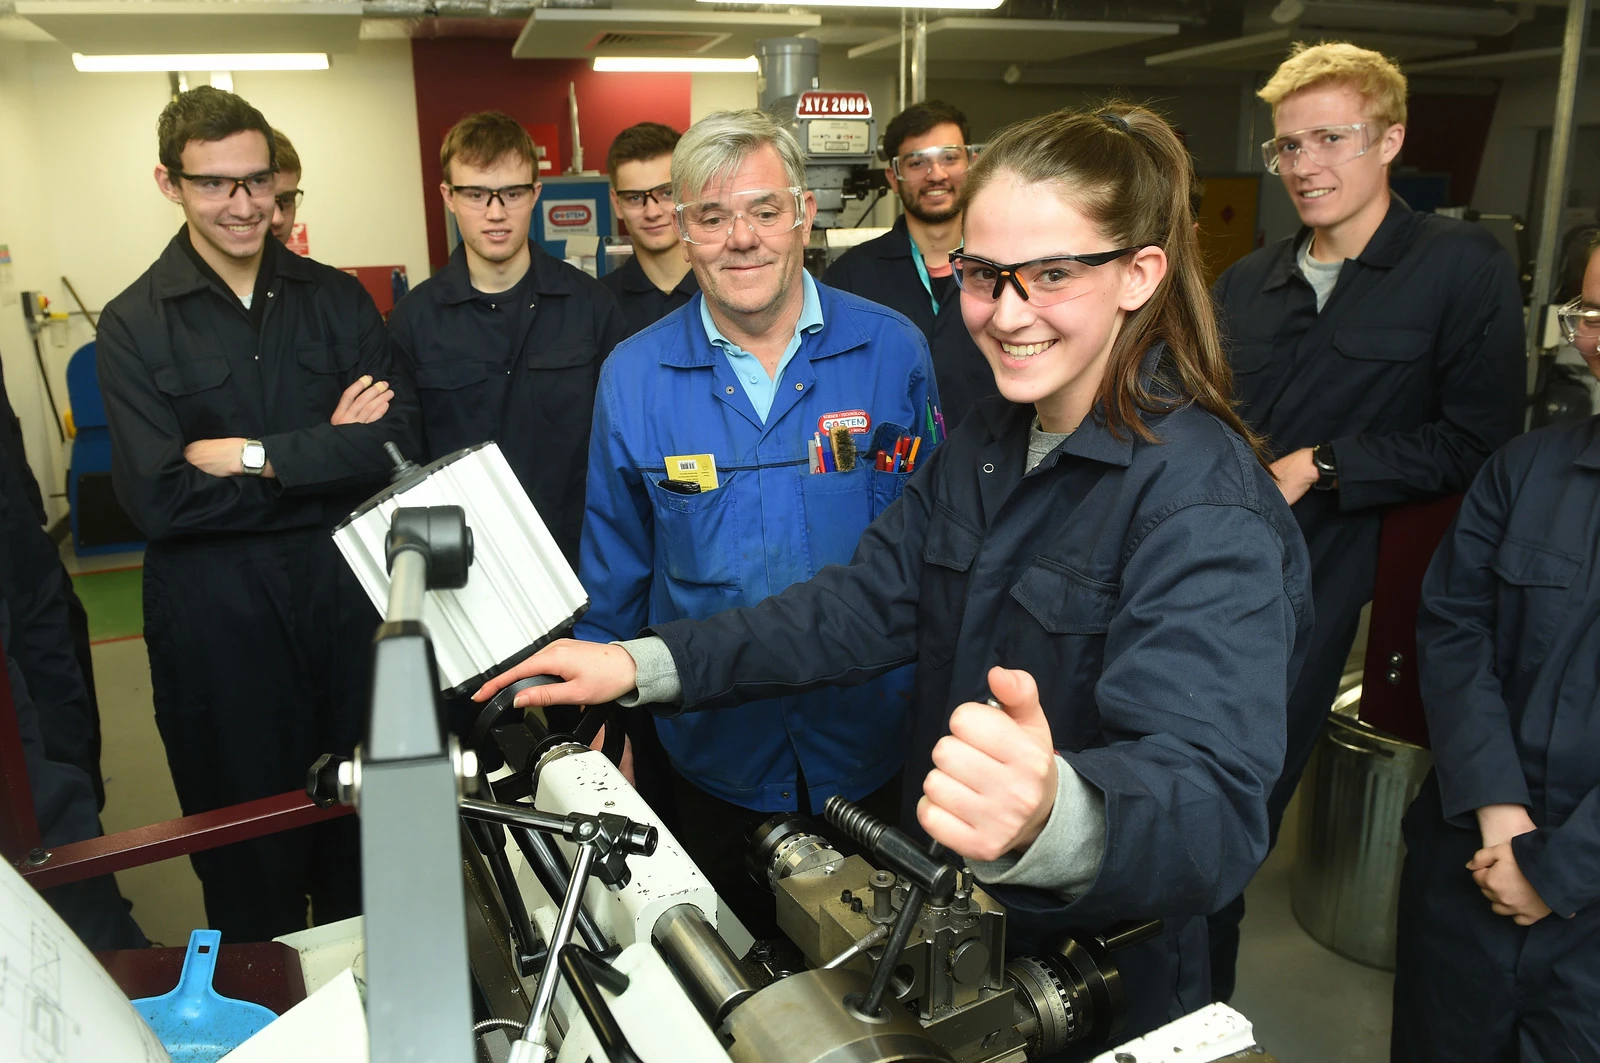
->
xmin=0 ymin=859 xmax=171 ymax=1062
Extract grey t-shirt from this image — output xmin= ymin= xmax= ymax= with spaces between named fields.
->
xmin=1297 ymin=236 xmax=1344 ymax=312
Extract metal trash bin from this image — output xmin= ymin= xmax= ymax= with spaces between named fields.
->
xmin=1290 ymin=709 xmax=1432 ymax=970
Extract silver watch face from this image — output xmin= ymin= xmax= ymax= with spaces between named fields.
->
xmin=242 ymin=441 xmax=266 ymax=471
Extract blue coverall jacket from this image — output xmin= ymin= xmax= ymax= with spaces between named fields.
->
xmin=1395 ymin=416 xmax=1600 ymax=1062
xmin=646 ymin=370 xmax=1313 ymax=1051
xmin=576 ymin=282 xmax=938 ymax=813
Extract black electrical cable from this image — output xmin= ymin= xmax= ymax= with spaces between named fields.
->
xmin=847 ymin=188 xmax=889 ymax=229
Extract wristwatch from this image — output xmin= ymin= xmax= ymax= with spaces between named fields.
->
xmin=241 ymin=438 xmax=267 ymax=476
xmin=1311 ymin=443 xmax=1338 ymax=491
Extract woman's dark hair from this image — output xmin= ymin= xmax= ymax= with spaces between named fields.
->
xmin=956 ymin=102 xmax=1271 ymax=467
xmin=157 ymin=86 xmax=276 ymax=175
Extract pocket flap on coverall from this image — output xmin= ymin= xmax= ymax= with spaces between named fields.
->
xmin=414 ymin=361 xmax=490 ymax=390
xmin=526 ymin=344 xmax=600 ymax=370
xmin=922 ymin=509 xmax=982 ymax=571
xmin=1333 ymin=326 xmax=1432 ymax=362
xmin=1228 ymin=340 xmax=1275 ymax=374
xmin=152 ymin=356 xmax=230 ymax=396
xmin=1011 ymin=560 xmax=1118 ymax=634
xmin=1491 ymin=537 xmax=1582 ymax=588
xmin=295 ymin=342 xmax=360 ymax=374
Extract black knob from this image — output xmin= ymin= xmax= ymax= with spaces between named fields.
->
xmin=306 ymin=753 xmax=347 ymax=809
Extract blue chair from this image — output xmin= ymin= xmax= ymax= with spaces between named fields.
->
xmin=66 ymin=341 xmax=144 ymax=555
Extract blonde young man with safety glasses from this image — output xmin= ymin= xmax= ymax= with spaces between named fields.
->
xmin=825 ymin=101 xmax=995 ymax=429
xmin=1208 ymin=41 xmax=1526 ymax=1002
xmin=552 ymin=110 xmax=939 ymax=939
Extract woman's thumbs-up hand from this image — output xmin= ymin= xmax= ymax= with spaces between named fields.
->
xmin=917 ymin=665 xmax=1059 ymax=862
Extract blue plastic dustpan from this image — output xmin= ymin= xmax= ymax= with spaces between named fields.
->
xmin=133 ymin=929 xmax=278 ymax=1063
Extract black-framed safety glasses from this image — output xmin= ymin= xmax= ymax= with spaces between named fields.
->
xmin=174 ymin=169 xmax=277 ymax=200
xmin=274 ymin=188 xmax=305 ymax=211
xmin=448 ymin=184 xmax=537 ymax=209
xmin=615 ymin=183 xmax=674 ymax=210
xmin=949 ymin=247 xmax=1143 ymax=306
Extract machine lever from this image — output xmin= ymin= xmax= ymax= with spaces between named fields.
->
xmin=823 ymin=796 xmax=956 ymax=903
xmin=557 ymin=945 xmax=643 ymax=1063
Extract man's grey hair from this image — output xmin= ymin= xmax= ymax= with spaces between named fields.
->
xmin=671 ymin=109 xmax=808 ymax=204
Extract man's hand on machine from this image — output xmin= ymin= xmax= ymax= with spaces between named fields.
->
xmin=917 ymin=666 xmax=1059 ymax=862
xmin=473 ymin=638 xmax=639 ymax=710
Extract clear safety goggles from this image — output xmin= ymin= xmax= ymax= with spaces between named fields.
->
xmin=1261 ymin=123 xmax=1375 ymax=176
xmin=890 ymin=144 xmax=973 ymax=181
xmin=1557 ymin=297 xmax=1600 ymax=349
xmin=675 ymin=186 xmax=805 ymax=246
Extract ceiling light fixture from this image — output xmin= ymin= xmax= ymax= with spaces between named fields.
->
xmin=71 ymin=52 xmax=330 ymax=72
xmin=701 ymin=0 xmax=1004 ymax=9
xmin=592 ymin=56 xmax=760 ymax=73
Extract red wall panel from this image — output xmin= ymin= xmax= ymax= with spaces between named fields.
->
xmin=411 ymin=38 xmax=692 ymax=272
xmin=1400 ymin=93 xmax=1500 ymax=207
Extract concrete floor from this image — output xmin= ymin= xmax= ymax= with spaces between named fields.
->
xmin=61 ymin=545 xmax=1397 ymax=1057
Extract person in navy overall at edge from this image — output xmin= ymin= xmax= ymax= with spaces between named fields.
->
xmin=825 ymin=100 xmax=996 ymax=430
xmin=1391 ymin=239 xmax=1600 ymax=1063
xmin=521 ymin=110 xmax=936 ymax=938
xmin=599 ymin=122 xmax=699 ymax=336
xmin=1207 ymin=42 xmax=1525 ymax=1001
xmin=479 ymin=104 xmax=1313 ymax=1051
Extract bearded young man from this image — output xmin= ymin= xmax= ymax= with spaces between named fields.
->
xmin=824 ymin=100 xmax=993 ymax=428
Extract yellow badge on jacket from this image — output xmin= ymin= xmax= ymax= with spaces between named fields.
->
xmin=663 ymin=453 xmax=720 ymax=492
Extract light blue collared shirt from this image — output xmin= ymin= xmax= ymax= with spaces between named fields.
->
xmin=699 ymin=272 xmax=825 ymax=423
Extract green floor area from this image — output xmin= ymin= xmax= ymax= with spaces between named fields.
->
xmin=72 ymin=567 xmax=144 ymax=642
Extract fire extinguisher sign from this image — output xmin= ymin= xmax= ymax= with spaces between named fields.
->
xmin=542 ymin=199 xmax=599 ymax=238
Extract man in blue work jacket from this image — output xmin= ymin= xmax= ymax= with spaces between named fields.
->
xmin=824 ymin=101 xmax=994 ymax=430
xmin=1391 ymin=242 xmax=1600 ymax=1063
xmin=577 ymin=109 xmax=938 ymax=936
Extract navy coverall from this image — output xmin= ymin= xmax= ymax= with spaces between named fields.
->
xmin=824 ymin=216 xmax=995 ymax=429
xmin=1210 ymin=198 xmax=1525 ymax=997
xmin=0 ymin=433 xmax=143 ymax=951
xmin=390 ymin=243 xmax=628 ymax=568
xmin=647 ymin=373 xmax=1312 ymax=1053
xmin=1394 ymin=417 xmax=1600 ymax=1062
xmin=597 ymin=254 xmax=699 ymax=338
xmin=0 ymin=375 xmax=103 ymax=807
xmin=99 ymin=231 xmax=419 ymax=942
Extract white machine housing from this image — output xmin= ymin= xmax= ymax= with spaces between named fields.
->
xmin=331 ymin=442 xmax=588 ymax=694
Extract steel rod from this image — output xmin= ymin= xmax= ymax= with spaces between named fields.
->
xmin=1525 ymin=0 xmax=1592 ymax=389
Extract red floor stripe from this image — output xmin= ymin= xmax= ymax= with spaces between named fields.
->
xmin=89 ymin=633 xmax=145 ymax=646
